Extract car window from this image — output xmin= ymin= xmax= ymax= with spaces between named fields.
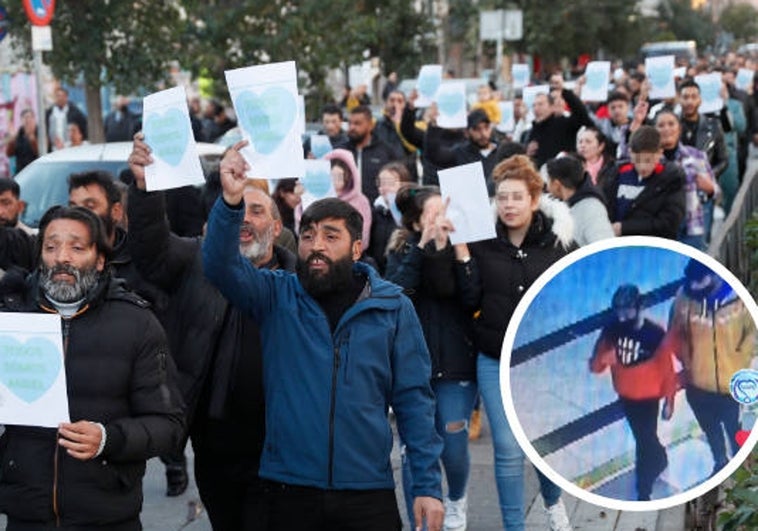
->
xmin=17 ymin=161 xmax=127 ymax=228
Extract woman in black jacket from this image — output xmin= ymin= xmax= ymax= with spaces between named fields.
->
xmin=458 ymin=154 xmax=576 ymax=531
xmin=385 ymin=184 xmax=478 ymax=531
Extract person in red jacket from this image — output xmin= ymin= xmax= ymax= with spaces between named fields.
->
xmin=590 ymin=284 xmax=677 ymax=500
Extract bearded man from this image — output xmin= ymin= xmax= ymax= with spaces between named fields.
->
xmin=0 ymin=205 xmax=183 ymax=530
xmin=201 ymin=141 xmax=445 ymax=531
xmin=126 ymin=134 xmax=296 ymax=531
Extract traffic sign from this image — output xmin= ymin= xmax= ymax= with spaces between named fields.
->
xmin=23 ymin=0 xmax=56 ymax=26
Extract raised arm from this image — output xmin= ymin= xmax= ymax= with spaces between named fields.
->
xmin=201 ymin=142 xmax=278 ymax=322
xmin=127 ymin=135 xmax=198 ymax=290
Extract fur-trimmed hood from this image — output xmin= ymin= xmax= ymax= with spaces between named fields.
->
xmin=492 ymin=193 xmax=574 ymax=250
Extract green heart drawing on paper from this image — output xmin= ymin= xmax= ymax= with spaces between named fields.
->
xmin=437 ymin=91 xmax=465 ymax=117
xmin=235 ymin=87 xmax=297 ymax=155
xmin=144 ymin=108 xmax=189 ymax=167
xmin=0 ymin=336 xmax=62 ymax=403
xmin=648 ymin=65 xmax=672 ymax=90
xmin=303 ymin=164 xmax=333 ymax=198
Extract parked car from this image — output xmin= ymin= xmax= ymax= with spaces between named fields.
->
xmin=15 ymin=142 xmax=225 ymax=228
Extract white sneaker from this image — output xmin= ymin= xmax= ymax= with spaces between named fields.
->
xmin=545 ymin=498 xmax=572 ymax=531
xmin=443 ymin=495 xmax=467 ymax=531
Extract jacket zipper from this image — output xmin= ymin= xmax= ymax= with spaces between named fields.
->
xmin=328 ymin=344 xmax=340 ymax=487
xmin=53 ymin=318 xmax=72 ymax=527
xmin=712 ymin=308 xmax=720 ymax=393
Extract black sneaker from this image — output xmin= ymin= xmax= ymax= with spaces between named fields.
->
xmin=165 ymin=464 xmax=189 ymax=497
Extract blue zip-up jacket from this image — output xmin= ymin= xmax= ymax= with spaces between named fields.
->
xmin=202 ymin=197 xmax=443 ymax=499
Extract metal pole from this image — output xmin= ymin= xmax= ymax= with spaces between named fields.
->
xmin=496 ymin=38 xmax=503 ymax=85
xmin=33 ymin=49 xmax=48 ymax=155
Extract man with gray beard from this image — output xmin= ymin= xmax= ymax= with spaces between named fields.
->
xmin=126 ymin=134 xmax=295 ymax=531
xmin=0 ymin=205 xmax=184 ymax=529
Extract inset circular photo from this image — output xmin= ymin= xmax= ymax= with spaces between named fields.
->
xmin=501 ymin=236 xmax=758 ymax=511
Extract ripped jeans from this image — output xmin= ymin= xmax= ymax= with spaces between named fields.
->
xmin=401 ymin=379 xmax=478 ymax=523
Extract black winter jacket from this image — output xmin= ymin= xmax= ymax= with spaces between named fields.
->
xmin=0 ymin=273 xmax=184 ymax=528
xmin=467 ymin=206 xmax=575 ymax=359
xmin=603 ymin=160 xmax=686 ymax=239
xmin=385 ymin=231 xmax=479 ymax=380
xmin=127 ymin=187 xmax=296 ymax=458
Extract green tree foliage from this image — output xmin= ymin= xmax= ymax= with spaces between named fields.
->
xmin=181 ymin=0 xmax=433 ymax=117
xmin=656 ymin=0 xmax=716 ymax=50
xmin=719 ymin=3 xmax=758 ymax=43
xmin=6 ymin=1 xmax=186 ymax=142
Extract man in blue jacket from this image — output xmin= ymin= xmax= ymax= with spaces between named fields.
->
xmin=203 ymin=142 xmax=444 ymax=531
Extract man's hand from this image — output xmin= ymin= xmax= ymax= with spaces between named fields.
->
xmin=220 ymin=140 xmax=250 ymax=205
xmin=612 ymin=222 xmax=622 ymax=236
xmin=58 ymin=421 xmax=103 ymax=460
xmin=526 ymin=140 xmax=538 ymax=157
xmin=413 ymin=496 xmax=444 ymax=531
xmin=128 ymin=132 xmax=153 ymax=190
xmin=630 ymin=99 xmax=649 ymax=133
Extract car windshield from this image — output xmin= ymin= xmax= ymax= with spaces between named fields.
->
xmin=17 ymin=161 xmax=128 ymax=228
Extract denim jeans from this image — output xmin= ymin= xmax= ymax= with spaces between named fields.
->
xmin=401 ymin=379 xmax=478 ymax=523
xmin=478 ymin=353 xmax=562 ymax=530
xmin=686 ymin=385 xmax=740 ymax=472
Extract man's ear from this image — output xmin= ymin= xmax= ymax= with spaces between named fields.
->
xmin=352 ymin=239 xmax=362 ymax=261
xmin=273 ymin=219 xmax=283 ymax=239
xmin=96 ymin=253 xmax=106 ymax=272
xmin=18 ymin=201 xmax=27 ymax=215
xmin=111 ymin=202 xmax=124 ymax=224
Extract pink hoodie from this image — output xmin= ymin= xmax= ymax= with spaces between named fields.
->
xmin=296 ymin=148 xmax=372 ymax=247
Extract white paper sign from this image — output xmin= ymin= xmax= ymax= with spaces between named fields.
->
xmin=673 ymin=66 xmax=687 ymax=79
xmin=143 ymin=86 xmax=205 ymax=192
xmin=695 ymin=73 xmax=724 ymax=114
xmin=438 ymin=162 xmax=497 ymax=245
xmin=416 ymin=65 xmax=443 ymax=107
xmin=300 ymin=159 xmax=336 ymax=210
xmin=0 ymin=313 xmax=69 ymax=427
xmin=225 ymin=61 xmax=306 ymax=179
xmin=736 ymin=68 xmax=753 ymax=91
xmin=512 ymin=64 xmax=530 ymax=89
xmin=582 ymin=61 xmax=611 ymax=102
xmin=496 ymin=101 xmax=515 ymax=133
xmin=435 ymin=81 xmax=467 ymax=129
xmin=645 ymin=55 xmax=676 ymax=100
xmin=310 ymin=135 xmax=333 ymax=159
xmin=523 ymin=85 xmax=550 ymax=110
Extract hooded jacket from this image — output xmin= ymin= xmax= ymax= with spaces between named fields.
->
xmin=296 ymin=149 xmax=373 ymax=248
xmin=466 ymin=196 xmax=576 ymax=359
xmin=662 ymin=282 xmax=756 ymax=394
xmin=604 ymin=160 xmax=686 ymax=239
xmin=565 ymin=177 xmax=614 ymax=246
xmin=202 ymin=197 xmax=443 ymax=499
xmin=0 ymin=271 xmax=184 ymax=528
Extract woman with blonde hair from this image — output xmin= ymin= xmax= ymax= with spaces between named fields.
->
xmin=458 ymin=154 xmax=576 ymax=531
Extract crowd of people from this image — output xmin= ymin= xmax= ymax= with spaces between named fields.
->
xmin=0 ymin=47 xmax=756 ymax=531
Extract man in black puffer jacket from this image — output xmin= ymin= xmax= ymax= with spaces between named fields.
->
xmin=0 ymin=205 xmax=184 ymax=530
xmin=127 ymin=135 xmax=296 ymax=531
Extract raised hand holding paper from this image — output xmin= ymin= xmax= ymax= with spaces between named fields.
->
xmin=736 ymin=68 xmax=753 ymax=91
xmin=695 ymin=73 xmax=724 ymax=114
xmin=300 ymin=159 xmax=335 ymax=210
xmin=497 ymin=101 xmax=515 ymax=133
xmin=512 ymin=64 xmax=530 ymax=89
xmin=310 ymin=135 xmax=333 ymax=159
xmin=416 ymin=65 xmax=443 ymax=107
xmin=645 ymin=55 xmax=676 ymax=100
xmin=437 ymin=162 xmax=496 ymax=245
xmin=142 ymin=86 xmax=204 ymax=191
xmin=225 ymin=61 xmax=305 ymax=179
xmin=0 ymin=313 xmax=68 ymax=427
xmin=523 ymin=85 xmax=550 ymax=110
xmin=435 ymin=81 xmax=467 ymax=129
xmin=582 ymin=62 xmax=611 ymax=102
